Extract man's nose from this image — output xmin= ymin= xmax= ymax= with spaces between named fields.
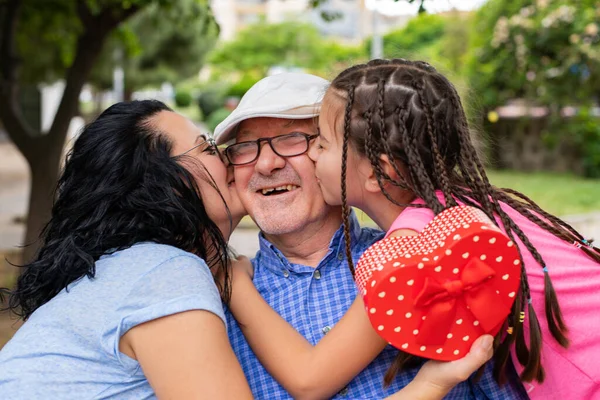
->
xmin=254 ymin=142 xmax=286 ymax=176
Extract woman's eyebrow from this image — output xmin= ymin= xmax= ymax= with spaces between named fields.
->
xmin=195 ymin=134 xmax=208 ymax=145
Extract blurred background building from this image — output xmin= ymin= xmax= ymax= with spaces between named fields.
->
xmin=211 ymin=0 xmax=412 ymax=43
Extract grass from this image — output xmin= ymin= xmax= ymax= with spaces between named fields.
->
xmin=486 ymin=170 xmax=600 ymax=216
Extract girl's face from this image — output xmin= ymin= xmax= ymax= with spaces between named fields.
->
xmin=157 ymin=111 xmax=246 ymax=238
xmin=308 ymin=91 xmax=371 ymax=208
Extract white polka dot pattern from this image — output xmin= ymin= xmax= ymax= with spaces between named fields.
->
xmin=355 ymin=205 xmax=521 ymax=361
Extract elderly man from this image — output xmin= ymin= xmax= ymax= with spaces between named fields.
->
xmin=214 ymin=73 xmax=527 ymax=399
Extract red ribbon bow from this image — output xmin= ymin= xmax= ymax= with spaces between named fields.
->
xmin=413 ymin=258 xmax=509 ymax=345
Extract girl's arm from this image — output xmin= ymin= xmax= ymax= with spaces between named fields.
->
xmin=231 ymin=270 xmax=386 ymax=399
xmin=120 ymin=310 xmax=253 ymax=399
xmin=230 ymin=231 xmax=419 ymax=399
xmin=232 ymin=270 xmax=493 ymax=400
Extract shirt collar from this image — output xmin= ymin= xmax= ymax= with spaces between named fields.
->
xmin=256 ymin=210 xmax=363 ymax=276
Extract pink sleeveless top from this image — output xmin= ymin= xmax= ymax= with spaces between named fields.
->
xmin=387 ymin=194 xmax=600 ymax=400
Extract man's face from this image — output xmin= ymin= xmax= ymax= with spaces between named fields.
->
xmin=232 ymin=117 xmax=331 ymax=235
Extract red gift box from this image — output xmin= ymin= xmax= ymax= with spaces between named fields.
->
xmin=355 ymin=206 xmax=521 ymax=361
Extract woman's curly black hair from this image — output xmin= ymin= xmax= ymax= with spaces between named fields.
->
xmin=2 ymin=99 xmax=233 ymax=320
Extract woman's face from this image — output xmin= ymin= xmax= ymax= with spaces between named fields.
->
xmin=155 ymin=111 xmax=245 ymax=238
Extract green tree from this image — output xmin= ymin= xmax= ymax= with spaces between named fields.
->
xmin=209 ymin=21 xmax=365 ymax=77
xmin=378 ymin=13 xmax=447 ymax=59
xmin=370 ymin=11 xmax=472 ymax=76
xmin=88 ymin=0 xmax=218 ymax=100
xmin=468 ymin=0 xmax=600 ymax=109
xmin=0 ymin=0 xmax=215 ymax=262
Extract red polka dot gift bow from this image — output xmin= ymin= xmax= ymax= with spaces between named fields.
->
xmin=355 ymin=206 xmax=521 ymax=361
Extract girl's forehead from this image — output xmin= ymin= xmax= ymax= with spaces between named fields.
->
xmin=321 ymin=91 xmax=346 ymax=129
xmin=321 ymin=91 xmax=345 ymax=118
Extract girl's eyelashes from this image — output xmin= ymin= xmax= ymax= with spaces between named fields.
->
xmin=314 ymin=136 xmax=325 ymax=150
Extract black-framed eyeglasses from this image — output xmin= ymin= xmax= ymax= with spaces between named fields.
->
xmin=223 ymin=132 xmax=319 ymax=166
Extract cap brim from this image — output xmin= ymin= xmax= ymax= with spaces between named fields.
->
xmin=215 ymin=105 xmax=320 ymax=145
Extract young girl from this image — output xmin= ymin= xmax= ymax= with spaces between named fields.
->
xmin=229 ymin=59 xmax=600 ymax=399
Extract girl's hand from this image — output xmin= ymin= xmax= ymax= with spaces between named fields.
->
xmin=413 ymin=335 xmax=494 ymax=395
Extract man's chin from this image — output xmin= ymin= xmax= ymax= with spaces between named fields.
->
xmin=252 ymin=212 xmax=308 ymax=236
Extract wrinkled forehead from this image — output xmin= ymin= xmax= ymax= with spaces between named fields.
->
xmin=235 ymin=117 xmax=318 ymax=142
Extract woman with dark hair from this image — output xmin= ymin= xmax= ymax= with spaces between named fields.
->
xmin=0 ymin=100 xmax=252 ymax=398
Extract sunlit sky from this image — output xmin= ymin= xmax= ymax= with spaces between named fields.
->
xmin=365 ymin=0 xmax=489 ymax=15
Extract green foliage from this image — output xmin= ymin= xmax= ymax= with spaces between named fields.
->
xmin=379 ymin=13 xmax=446 ymax=58
xmin=226 ymin=74 xmax=262 ymax=98
xmin=12 ymin=0 xmax=81 ymax=84
xmin=197 ymin=86 xmax=227 ymax=119
xmin=560 ymin=108 xmax=600 ymax=178
xmin=9 ymin=0 xmax=169 ymax=85
xmin=88 ymin=0 xmax=219 ymax=92
xmin=367 ymin=12 xmax=472 ymax=77
xmin=205 ymin=107 xmax=231 ymax=133
xmin=468 ymin=0 xmax=600 ymax=109
xmin=209 ymin=21 xmax=366 ymax=77
xmin=174 ymin=89 xmax=193 ymax=108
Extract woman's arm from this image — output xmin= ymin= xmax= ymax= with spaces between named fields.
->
xmin=230 ymin=270 xmax=387 ymax=399
xmin=120 ymin=310 xmax=252 ymax=400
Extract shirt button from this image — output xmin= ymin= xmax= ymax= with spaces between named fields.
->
xmin=337 ymin=253 xmax=344 ymax=261
xmin=322 ymin=326 xmax=331 ymax=334
xmin=314 ymin=270 xmax=321 ymax=280
xmin=283 ymin=270 xmax=290 ymax=278
xmin=338 ymin=387 xmax=349 ymax=396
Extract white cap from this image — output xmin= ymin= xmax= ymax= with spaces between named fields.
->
xmin=214 ymin=73 xmax=329 ymax=145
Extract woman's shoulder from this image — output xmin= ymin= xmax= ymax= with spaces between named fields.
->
xmin=97 ymin=243 xmax=211 ymax=285
xmin=106 ymin=243 xmax=205 ymax=266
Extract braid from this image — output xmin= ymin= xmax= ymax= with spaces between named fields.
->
xmin=364 ymin=111 xmax=409 ymax=208
xmin=398 ymin=104 xmax=444 ymax=214
xmin=446 ymin=90 xmax=567 ymax=382
xmin=377 ymin=79 xmax=411 ymax=191
xmin=341 ymin=85 xmax=355 ymax=276
xmin=414 ymin=81 xmax=457 ymax=209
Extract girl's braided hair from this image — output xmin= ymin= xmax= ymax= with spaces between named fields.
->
xmin=330 ymin=59 xmax=600 ymax=386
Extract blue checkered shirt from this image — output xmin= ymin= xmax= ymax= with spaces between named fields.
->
xmin=226 ymin=213 xmax=528 ymax=399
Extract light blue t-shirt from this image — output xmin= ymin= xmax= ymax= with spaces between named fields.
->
xmin=0 ymin=243 xmax=225 ymax=399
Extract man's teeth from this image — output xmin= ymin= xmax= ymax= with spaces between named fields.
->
xmin=261 ymin=185 xmax=298 ymax=195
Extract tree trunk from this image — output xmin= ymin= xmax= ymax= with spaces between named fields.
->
xmin=124 ymin=87 xmax=133 ymax=102
xmin=21 ymin=136 xmax=64 ymax=263
xmin=1 ymin=1 xmax=142 ymax=264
